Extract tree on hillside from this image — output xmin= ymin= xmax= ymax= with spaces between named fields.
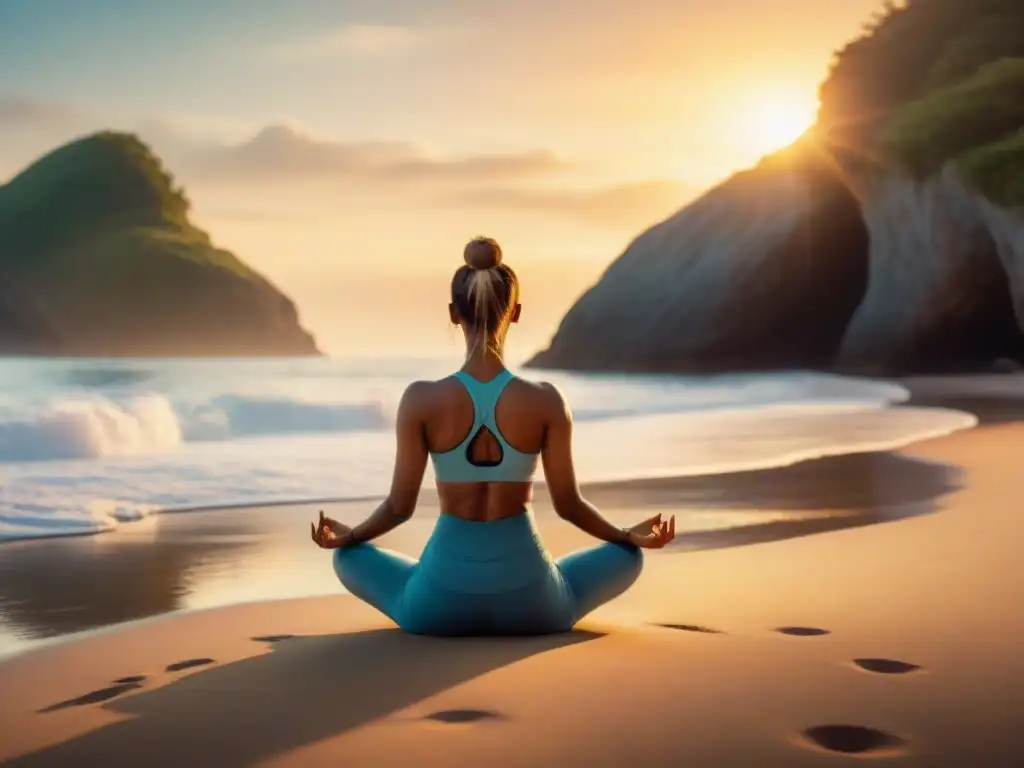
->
xmin=818 ymin=0 xmax=1024 ymax=135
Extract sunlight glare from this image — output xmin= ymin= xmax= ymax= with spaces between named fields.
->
xmin=745 ymin=94 xmax=818 ymax=155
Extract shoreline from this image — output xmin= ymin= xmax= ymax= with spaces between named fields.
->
xmin=0 ymin=375 xmax=991 ymax=546
xmin=0 ymin=437 xmax=970 ymax=547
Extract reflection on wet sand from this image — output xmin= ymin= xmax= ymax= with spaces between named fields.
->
xmin=578 ymin=452 xmax=963 ymax=553
xmin=905 ymin=393 xmax=1024 ymax=426
xmin=0 ymin=451 xmax=961 ymax=655
xmin=0 ymin=516 xmax=262 ymax=647
xmin=578 ymin=451 xmax=961 ymax=511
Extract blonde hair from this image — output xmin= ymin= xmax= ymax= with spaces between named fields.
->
xmin=451 ymin=237 xmax=519 ymax=357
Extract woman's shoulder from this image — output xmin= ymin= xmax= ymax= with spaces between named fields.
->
xmin=509 ymin=376 xmax=569 ymax=417
xmin=510 ymin=372 xmax=563 ymax=395
xmin=394 ymin=379 xmax=443 ymax=417
xmin=398 ymin=376 xmax=470 ymax=408
xmin=401 ymin=378 xmax=443 ymax=403
xmin=401 ymin=373 xmax=567 ymax=415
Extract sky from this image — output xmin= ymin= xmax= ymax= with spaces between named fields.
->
xmin=0 ymin=0 xmax=882 ymax=358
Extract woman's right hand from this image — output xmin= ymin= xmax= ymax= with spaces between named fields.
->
xmin=311 ymin=510 xmax=353 ymax=549
xmin=626 ymin=513 xmax=676 ymax=548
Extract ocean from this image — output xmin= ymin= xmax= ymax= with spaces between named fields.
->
xmin=0 ymin=355 xmax=977 ymax=543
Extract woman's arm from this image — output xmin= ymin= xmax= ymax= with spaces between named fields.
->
xmin=540 ymin=383 xmax=633 ymax=545
xmin=344 ymin=382 xmax=430 ymax=546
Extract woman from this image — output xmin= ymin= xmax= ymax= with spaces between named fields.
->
xmin=311 ymin=236 xmax=675 ymax=636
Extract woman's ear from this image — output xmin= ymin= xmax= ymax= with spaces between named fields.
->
xmin=510 ymin=303 xmax=522 ymax=324
xmin=448 ymin=302 xmax=461 ymax=326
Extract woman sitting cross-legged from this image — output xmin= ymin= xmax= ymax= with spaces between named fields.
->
xmin=311 ymin=236 xmax=675 ymax=636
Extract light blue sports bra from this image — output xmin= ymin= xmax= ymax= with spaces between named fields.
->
xmin=430 ymin=369 xmax=540 ymax=483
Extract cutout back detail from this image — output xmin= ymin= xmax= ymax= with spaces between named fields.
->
xmin=466 ymin=425 xmax=504 ymax=467
xmin=430 ymin=370 xmax=540 ymax=483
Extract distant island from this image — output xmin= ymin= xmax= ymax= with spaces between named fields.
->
xmin=529 ymin=0 xmax=1024 ymax=376
xmin=0 ymin=131 xmax=319 ymax=357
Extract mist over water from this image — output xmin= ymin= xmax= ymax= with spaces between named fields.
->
xmin=0 ymin=356 xmax=975 ymax=542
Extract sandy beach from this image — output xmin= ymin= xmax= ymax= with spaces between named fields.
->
xmin=1 ymin=381 xmax=1022 ymax=766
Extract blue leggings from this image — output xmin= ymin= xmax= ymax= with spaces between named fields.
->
xmin=333 ymin=511 xmax=642 ymax=636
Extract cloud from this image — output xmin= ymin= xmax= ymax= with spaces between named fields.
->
xmin=273 ymin=24 xmax=424 ymax=60
xmin=0 ymin=102 xmax=567 ymax=188
xmin=446 ymin=179 xmax=695 ymax=229
xmin=199 ymin=175 xmax=693 ymax=234
xmin=136 ymin=114 xmax=254 ymax=144
xmin=181 ymin=124 xmax=569 ymax=185
xmin=0 ymin=101 xmax=690 ymax=234
xmin=0 ymin=95 xmax=80 ymax=128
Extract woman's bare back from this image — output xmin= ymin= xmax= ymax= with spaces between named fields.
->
xmin=416 ymin=372 xmax=554 ymax=521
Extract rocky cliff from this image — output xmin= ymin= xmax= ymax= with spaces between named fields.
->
xmin=980 ymin=197 xmax=1024 ymax=330
xmin=528 ymin=151 xmax=868 ymax=372
xmin=836 ymin=166 xmax=1024 ymax=373
xmin=0 ymin=131 xmax=320 ymax=357
xmin=530 ymin=160 xmax=1024 ymax=375
xmin=528 ymin=1 xmax=1024 ymax=376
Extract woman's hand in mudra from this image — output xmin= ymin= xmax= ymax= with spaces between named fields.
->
xmin=311 ymin=510 xmax=353 ymax=549
xmin=626 ymin=513 xmax=676 ymax=549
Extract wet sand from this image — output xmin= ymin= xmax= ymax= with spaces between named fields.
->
xmin=0 ymin=450 xmax=960 ymax=659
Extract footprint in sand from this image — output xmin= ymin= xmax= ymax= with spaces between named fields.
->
xmin=165 ymin=658 xmax=216 ymax=672
xmin=251 ymin=634 xmax=296 ymax=644
xmin=853 ymin=658 xmax=922 ymax=675
xmin=802 ymin=724 xmax=906 ymax=756
xmin=775 ymin=626 xmax=830 ymax=637
xmin=657 ymin=623 xmax=724 ymax=634
xmin=40 ymin=657 xmax=220 ymax=715
xmin=39 ymin=678 xmax=145 ymax=713
xmin=423 ymin=709 xmax=504 ymax=724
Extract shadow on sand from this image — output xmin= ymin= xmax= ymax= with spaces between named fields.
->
xmin=665 ymin=499 xmax=938 ymax=553
xmin=582 ymin=451 xmax=961 ymax=513
xmin=11 ymin=629 xmax=601 ymax=767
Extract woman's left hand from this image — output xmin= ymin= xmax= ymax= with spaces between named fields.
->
xmin=626 ymin=513 xmax=676 ymax=549
xmin=311 ymin=510 xmax=353 ymax=549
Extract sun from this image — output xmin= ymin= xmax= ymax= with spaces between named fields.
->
xmin=745 ymin=94 xmax=817 ymax=155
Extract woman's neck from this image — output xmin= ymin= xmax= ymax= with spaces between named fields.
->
xmin=462 ymin=339 xmax=505 ymax=375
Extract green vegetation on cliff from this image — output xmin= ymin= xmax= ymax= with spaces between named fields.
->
xmin=0 ymin=132 xmax=318 ymax=356
xmin=879 ymin=58 xmax=1024 ymax=203
xmin=959 ymin=129 xmax=1024 ymax=209
xmin=818 ymin=0 xmax=1024 ymax=207
xmin=819 ymin=0 xmax=1023 ymax=129
xmin=0 ymin=132 xmax=260 ymax=281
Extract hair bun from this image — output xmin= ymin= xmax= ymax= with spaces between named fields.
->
xmin=464 ymin=237 xmax=503 ymax=270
